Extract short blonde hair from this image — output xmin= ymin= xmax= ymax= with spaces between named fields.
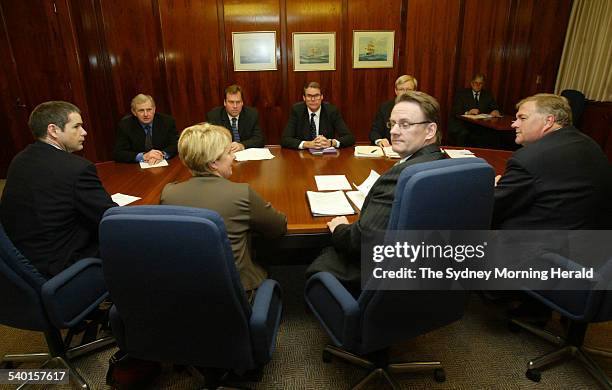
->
xmin=516 ymin=93 xmax=572 ymax=127
xmin=395 ymin=75 xmax=418 ymax=90
xmin=178 ymin=123 xmax=231 ymax=175
xmin=130 ymin=94 xmax=155 ymax=110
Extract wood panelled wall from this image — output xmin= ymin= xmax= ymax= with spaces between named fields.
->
xmin=0 ymin=0 xmax=574 ymax=176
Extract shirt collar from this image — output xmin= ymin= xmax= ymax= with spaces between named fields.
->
xmin=308 ymin=106 xmax=322 ymax=116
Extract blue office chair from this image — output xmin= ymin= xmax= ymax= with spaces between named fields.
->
xmin=0 ymin=223 xmax=115 ymax=389
xmin=511 ymin=252 xmax=612 ymax=388
xmin=99 ymin=205 xmax=283 ymax=388
xmin=560 ymin=89 xmax=586 ymax=127
xmin=305 ymin=158 xmax=495 ymax=389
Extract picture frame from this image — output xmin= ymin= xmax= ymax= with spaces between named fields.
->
xmin=232 ymin=31 xmax=277 ymax=71
xmin=292 ymin=32 xmax=336 ymax=72
xmin=352 ymin=30 xmax=395 ymax=69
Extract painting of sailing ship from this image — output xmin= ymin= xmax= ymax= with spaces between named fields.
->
xmin=353 ymin=30 xmax=395 ymax=68
xmin=358 ymin=37 xmax=389 ymax=61
xmin=299 ymin=39 xmax=330 ymax=64
xmin=232 ymin=31 xmax=277 ymax=71
xmin=293 ymin=32 xmax=336 ymax=71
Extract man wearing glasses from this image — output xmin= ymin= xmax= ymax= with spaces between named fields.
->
xmin=281 ymin=81 xmax=355 ymax=149
xmin=306 ymin=91 xmax=444 ymax=291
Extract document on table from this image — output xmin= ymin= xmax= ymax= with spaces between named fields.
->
xmin=354 ymin=145 xmax=384 ymax=157
xmin=346 ymin=191 xmax=366 ymax=211
xmin=443 ymin=149 xmax=476 ymax=158
xmin=234 ymin=148 xmax=275 ymax=161
xmin=353 ymin=170 xmax=380 ymax=196
xmin=111 ymin=193 xmax=141 ymax=206
xmin=314 ymin=175 xmax=352 ymax=191
xmin=306 ymin=190 xmax=356 ymax=216
xmin=462 ymin=113 xmax=493 ymax=119
xmin=383 ymin=146 xmax=400 ymax=158
xmin=139 ymin=159 xmax=169 ymax=169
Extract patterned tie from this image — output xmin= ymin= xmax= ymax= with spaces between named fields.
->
xmin=231 ymin=117 xmax=240 ymax=142
xmin=309 ymin=113 xmax=317 ymax=140
xmin=144 ymin=125 xmax=152 ymax=151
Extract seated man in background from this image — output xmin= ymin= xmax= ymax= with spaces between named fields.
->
xmin=161 ymin=123 xmax=287 ymax=297
xmin=449 ymin=73 xmax=501 ymax=146
xmin=281 ymin=81 xmax=355 ymax=149
xmin=206 ymin=84 xmax=265 ymax=152
xmin=113 ymin=94 xmax=178 ymax=164
xmin=0 ymin=101 xmax=116 ymax=276
xmin=494 ymin=93 xmax=612 ymax=229
xmin=306 ymin=91 xmax=445 ymax=291
xmin=369 ymin=74 xmax=418 ymax=147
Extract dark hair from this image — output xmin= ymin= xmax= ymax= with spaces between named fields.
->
xmin=28 ymin=101 xmax=80 ymax=139
xmin=303 ymin=81 xmax=321 ymax=96
xmin=224 ymin=84 xmax=243 ymax=100
xmin=395 ymin=91 xmax=442 ymax=144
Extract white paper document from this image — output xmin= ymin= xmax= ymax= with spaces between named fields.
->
xmin=346 ymin=191 xmax=366 ymax=211
xmin=306 ymin=191 xmax=356 ymax=216
xmin=314 ymin=175 xmax=352 ymax=191
xmin=383 ymin=146 xmax=401 ymax=158
xmin=234 ymin=148 xmax=275 ymax=161
xmin=111 ymin=193 xmax=141 ymax=206
xmin=354 ymin=145 xmax=384 ymax=157
xmin=462 ymin=113 xmax=493 ymax=119
xmin=443 ymin=149 xmax=476 ymax=158
xmin=353 ymin=170 xmax=380 ymax=196
xmin=139 ymin=159 xmax=169 ymax=169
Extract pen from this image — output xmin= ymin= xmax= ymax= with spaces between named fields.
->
xmin=370 ymin=149 xmax=378 ymax=153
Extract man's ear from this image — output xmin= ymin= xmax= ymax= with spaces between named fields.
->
xmin=47 ymin=123 xmax=59 ymax=139
xmin=425 ymin=122 xmax=437 ymax=141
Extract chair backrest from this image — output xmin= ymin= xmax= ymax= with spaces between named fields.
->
xmin=357 ymin=159 xmax=495 ymax=352
xmin=0 ymin=223 xmax=50 ymax=330
xmin=99 ymin=205 xmax=255 ymax=369
xmin=561 ymin=89 xmax=586 ymax=126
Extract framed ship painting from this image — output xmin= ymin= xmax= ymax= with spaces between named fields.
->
xmin=293 ymin=32 xmax=336 ymax=71
xmin=352 ymin=30 xmax=395 ymax=69
xmin=232 ymin=31 xmax=277 ymax=71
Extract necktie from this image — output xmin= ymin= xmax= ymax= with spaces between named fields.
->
xmin=231 ymin=117 xmax=240 ymax=142
xmin=474 ymin=92 xmax=480 ymax=104
xmin=309 ymin=113 xmax=317 ymax=140
xmin=144 ymin=125 xmax=152 ymax=151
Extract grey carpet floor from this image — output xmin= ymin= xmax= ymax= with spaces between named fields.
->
xmin=1 ymin=265 xmax=610 ymax=389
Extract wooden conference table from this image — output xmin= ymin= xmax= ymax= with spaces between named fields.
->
xmin=458 ymin=115 xmax=518 ymax=150
xmin=97 ymin=146 xmax=511 ymax=245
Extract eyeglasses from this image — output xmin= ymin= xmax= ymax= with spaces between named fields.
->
xmin=386 ymin=120 xmax=431 ymax=131
xmin=305 ymin=94 xmax=321 ymax=100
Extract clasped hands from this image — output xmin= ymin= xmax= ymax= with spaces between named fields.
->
xmin=143 ymin=149 xmax=165 ymax=165
xmin=305 ymin=135 xmax=333 ymax=149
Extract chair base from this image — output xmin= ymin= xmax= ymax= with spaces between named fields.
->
xmin=323 ymin=344 xmax=445 ymax=390
xmin=511 ymin=318 xmax=612 ymax=389
xmin=1 ymin=336 xmax=115 ymax=389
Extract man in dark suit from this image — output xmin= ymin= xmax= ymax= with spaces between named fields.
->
xmin=449 ymin=73 xmax=501 ymax=146
xmin=306 ymin=91 xmax=445 ymax=289
xmin=369 ymin=74 xmax=418 ymax=146
xmin=206 ymin=84 xmax=265 ymax=153
xmin=113 ymin=94 xmax=178 ymax=164
xmin=281 ymin=81 xmax=355 ymax=149
xmin=494 ymin=93 xmax=612 ymax=229
xmin=0 ymin=101 xmax=116 ymax=276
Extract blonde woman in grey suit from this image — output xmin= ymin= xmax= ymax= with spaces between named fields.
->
xmin=161 ymin=123 xmax=287 ymax=295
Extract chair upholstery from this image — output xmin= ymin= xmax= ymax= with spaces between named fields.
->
xmin=512 ymin=252 xmax=612 ymax=388
xmin=560 ymin=89 xmax=586 ymax=126
xmin=305 ymin=158 xmax=495 ymax=389
xmin=99 ymin=205 xmax=282 ymax=387
xmin=0 ymin=223 xmax=114 ymax=389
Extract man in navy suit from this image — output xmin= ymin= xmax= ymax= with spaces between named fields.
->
xmin=206 ymin=84 xmax=265 ymax=152
xmin=113 ymin=94 xmax=178 ymax=164
xmin=281 ymin=81 xmax=355 ymax=149
xmin=306 ymin=91 xmax=445 ymax=289
xmin=0 ymin=101 xmax=116 ymax=276
xmin=449 ymin=73 xmax=501 ymax=146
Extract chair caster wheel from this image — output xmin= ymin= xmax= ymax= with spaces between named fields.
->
xmin=322 ymin=350 xmax=332 ymax=363
xmin=526 ymin=369 xmax=541 ymax=382
xmin=434 ymin=368 xmax=446 ymax=383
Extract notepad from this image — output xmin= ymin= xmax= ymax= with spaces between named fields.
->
xmin=234 ymin=148 xmax=275 ymax=161
xmin=315 ymin=175 xmax=352 ymax=191
xmin=354 ymin=146 xmax=384 ymax=157
xmin=443 ymin=149 xmax=476 ymax=158
xmin=111 ymin=193 xmax=141 ymax=206
xmin=139 ymin=159 xmax=169 ymax=169
xmin=306 ymin=191 xmax=356 ymax=216
xmin=383 ymin=146 xmax=401 ymax=158
xmin=309 ymin=147 xmax=337 ymax=155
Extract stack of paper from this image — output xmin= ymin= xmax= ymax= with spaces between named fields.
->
xmin=443 ymin=149 xmax=476 ymax=158
xmin=139 ymin=160 xmax=169 ymax=169
xmin=314 ymin=175 xmax=352 ymax=191
xmin=354 ymin=145 xmax=384 ymax=157
xmin=383 ymin=146 xmax=401 ymax=158
xmin=309 ymin=147 xmax=337 ymax=155
xmin=234 ymin=148 xmax=275 ymax=161
xmin=306 ymin=191 xmax=355 ymax=216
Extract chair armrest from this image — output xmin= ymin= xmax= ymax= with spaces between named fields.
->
xmin=249 ymin=279 xmax=283 ymax=365
xmin=41 ymin=257 xmax=108 ymax=329
xmin=304 ymin=272 xmax=360 ymax=348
